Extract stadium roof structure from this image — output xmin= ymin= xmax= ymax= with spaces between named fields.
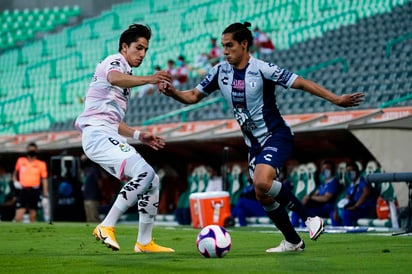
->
xmin=0 ymin=107 xmax=411 ymax=159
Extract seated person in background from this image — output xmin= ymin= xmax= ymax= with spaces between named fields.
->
xmin=230 ymin=180 xmax=266 ymax=226
xmin=252 ymin=27 xmax=275 ymax=57
xmin=291 ymin=160 xmax=340 ymax=227
xmin=0 ymin=164 xmax=16 ymax=221
xmin=331 ymin=161 xmax=377 ymax=226
xmin=205 ymin=166 xmax=222 ymax=192
xmin=174 ymin=55 xmax=189 ymax=87
xmin=192 ymin=52 xmax=212 ymax=77
xmin=208 ymin=37 xmax=222 ymax=63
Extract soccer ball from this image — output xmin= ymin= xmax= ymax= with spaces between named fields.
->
xmin=196 ymin=225 xmax=231 ymax=258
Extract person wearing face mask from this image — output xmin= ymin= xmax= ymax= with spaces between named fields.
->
xmin=13 ymin=142 xmax=49 ymax=222
xmin=173 ymin=55 xmax=188 ymax=87
xmin=291 ymin=160 xmax=341 ymax=227
xmin=331 ymin=161 xmax=377 ymax=226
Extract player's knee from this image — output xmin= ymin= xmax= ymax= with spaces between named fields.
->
xmin=253 ymin=178 xmax=271 ymax=196
xmin=124 ymin=154 xmax=154 ymax=179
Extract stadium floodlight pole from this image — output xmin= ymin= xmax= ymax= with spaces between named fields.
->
xmin=365 ymin=172 xmax=412 ymax=236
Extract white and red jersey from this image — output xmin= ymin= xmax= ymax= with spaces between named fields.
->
xmin=75 ymin=53 xmax=132 ymax=131
xmin=256 ymin=32 xmax=275 ymax=50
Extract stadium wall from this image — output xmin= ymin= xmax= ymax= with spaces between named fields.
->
xmin=352 ymin=128 xmax=412 ymax=207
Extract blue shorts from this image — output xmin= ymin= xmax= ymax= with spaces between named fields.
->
xmin=248 ymin=126 xmax=294 ymax=178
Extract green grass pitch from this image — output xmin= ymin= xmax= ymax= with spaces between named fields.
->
xmin=0 ymin=222 xmax=411 ymax=274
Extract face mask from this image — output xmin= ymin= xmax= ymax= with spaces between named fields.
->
xmin=345 ymin=170 xmax=357 ymax=183
xmin=176 ymin=60 xmax=183 ymax=67
xmin=27 ymin=151 xmax=37 ymax=158
xmin=322 ymin=169 xmax=331 ymax=180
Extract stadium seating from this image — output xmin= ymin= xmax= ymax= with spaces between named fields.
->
xmin=0 ymin=0 xmax=411 ymax=135
xmin=0 ymin=6 xmax=81 ymax=51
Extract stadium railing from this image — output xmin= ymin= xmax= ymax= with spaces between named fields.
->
xmin=0 ymin=94 xmax=37 ymax=124
xmin=385 ymin=32 xmax=412 ymax=58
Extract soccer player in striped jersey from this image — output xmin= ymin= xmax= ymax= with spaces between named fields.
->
xmin=161 ymin=22 xmax=364 ymax=252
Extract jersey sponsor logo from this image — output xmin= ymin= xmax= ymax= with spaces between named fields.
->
xmin=123 ymin=88 xmax=130 ymax=96
xmin=277 ymin=70 xmax=293 ymax=85
xmin=247 ymin=71 xmax=259 ymax=76
xmin=200 ymin=78 xmax=210 ymax=87
xmin=263 ymin=153 xmax=272 ymax=162
xmin=232 ymin=91 xmax=245 ymax=104
xmin=263 ymin=146 xmax=278 ymax=152
xmin=232 ymin=79 xmax=245 ymax=90
xmin=270 ymin=67 xmax=283 ymax=79
xmin=221 ymin=77 xmax=229 ymax=85
xmin=110 ymin=61 xmax=121 ymax=66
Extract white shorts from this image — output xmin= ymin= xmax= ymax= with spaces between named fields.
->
xmin=81 ymin=125 xmax=147 ymax=179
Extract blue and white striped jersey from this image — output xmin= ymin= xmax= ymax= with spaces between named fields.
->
xmin=196 ymin=56 xmax=298 ymax=152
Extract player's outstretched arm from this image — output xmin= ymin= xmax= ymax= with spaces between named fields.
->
xmin=108 ymin=70 xmax=172 ymax=88
xmin=118 ymin=121 xmax=165 ymax=150
xmin=292 ymin=77 xmax=364 ymax=107
xmin=159 ymin=83 xmax=205 ymax=104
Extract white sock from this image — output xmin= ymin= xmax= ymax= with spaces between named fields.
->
xmin=101 ymin=161 xmax=156 ymax=227
xmin=100 ymin=204 xmax=125 ymax=227
xmin=137 ymin=213 xmax=155 ymax=245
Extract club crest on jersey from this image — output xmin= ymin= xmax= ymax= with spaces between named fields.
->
xmin=119 ymin=143 xmax=132 ymax=152
xmin=249 ymin=80 xmax=257 ymax=89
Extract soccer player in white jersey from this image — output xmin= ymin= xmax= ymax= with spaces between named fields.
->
xmin=160 ymin=22 xmax=364 ymax=252
xmin=75 ymin=24 xmax=174 ymax=252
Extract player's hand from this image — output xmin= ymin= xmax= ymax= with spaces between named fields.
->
xmin=157 ymin=80 xmax=172 ymax=92
xmin=345 ymin=205 xmax=357 ymax=211
xmin=159 ymin=81 xmax=176 ymax=96
xmin=139 ymin=132 xmax=165 ymax=150
xmin=337 ymin=92 xmax=365 ymax=107
xmin=152 ymin=70 xmax=172 ymax=85
xmin=14 ymin=181 xmax=22 ymax=190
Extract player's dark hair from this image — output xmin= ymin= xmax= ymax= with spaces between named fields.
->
xmin=118 ymin=24 xmax=152 ymax=52
xmin=26 ymin=142 xmax=37 ymax=149
xmin=346 ymin=161 xmax=360 ymax=176
xmin=322 ymin=159 xmax=335 ymax=171
xmin=222 ymin=22 xmax=253 ymax=51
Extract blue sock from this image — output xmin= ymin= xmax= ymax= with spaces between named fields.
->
xmin=266 ymin=205 xmax=301 ymax=244
xmin=274 ymin=184 xmax=311 ymax=221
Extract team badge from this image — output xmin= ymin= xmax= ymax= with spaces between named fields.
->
xmin=249 ymin=80 xmax=257 ymax=88
xmin=119 ymin=143 xmax=132 ymax=152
